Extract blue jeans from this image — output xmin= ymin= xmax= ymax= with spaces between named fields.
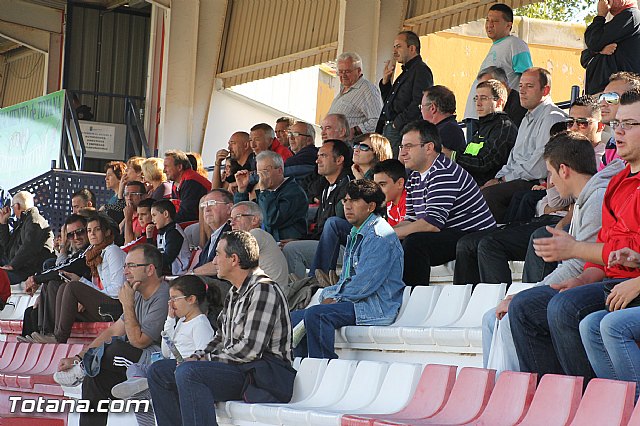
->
xmin=580 ymin=307 xmax=640 ymax=401
xmin=147 ymin=359 xmax=246 ymax=426
xmin=290 ymin=302 xmax=356 ymax=359
xmin=308 ymin=216 xmax=351 ymax=277
xmin=509 ymin=281 xmax=618 ymax=379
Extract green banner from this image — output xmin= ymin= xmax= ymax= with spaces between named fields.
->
xmin=0 ymin=90 xmax=64 ymax=190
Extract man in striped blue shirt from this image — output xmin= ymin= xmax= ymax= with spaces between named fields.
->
xmin=395 ymin=120 xmax=496 ymax=286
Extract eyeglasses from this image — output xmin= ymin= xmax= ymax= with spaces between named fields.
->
xmin=200 ymin=200 xmax=230 ymax=208
xmin=598 ymin=92 xmax=620 ymax=105
xmin=288 ymin=131 xmax=311 ymax=138
xmin=66 ymin=228 xmax=86 ymax=239
xmin=566 ymin=117 xmax=596 ymax=129
xmin=473 ymin=95 xmax=499 ymax=102
xmin=337 ymin=68 xmax=357 ymax=75
xmin=230 ymin=213 xmax=255 ymax=221
xmin=168 ymin=295 xmax=187 ymax=303
xmin=399 ymin=142 xmax=427 ymax=151
xmin=353 ymin=143 xmax=372 ymax=152
xmin=124 ymin=191 xmax=144 ymax=197
xmin=610 ymin=120 xmax=640 ymax=130
xmin=418 ymin=102 xmax=433 ymax=111
xmin=123 ymin=262 xmax=150 ymax=269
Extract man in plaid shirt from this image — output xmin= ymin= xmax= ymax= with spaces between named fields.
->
xmin=147 ymin=230 xmax=294 ymax=426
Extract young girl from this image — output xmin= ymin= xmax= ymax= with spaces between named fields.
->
xmin=111 ymin=274 xmax=214 ymax=399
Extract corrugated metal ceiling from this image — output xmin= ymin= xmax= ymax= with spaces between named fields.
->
xmin=217 ymin=0 xmax=543 ymax=87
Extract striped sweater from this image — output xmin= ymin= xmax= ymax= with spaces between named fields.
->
xmin=405 ymin=153 xmax=497 ymax=231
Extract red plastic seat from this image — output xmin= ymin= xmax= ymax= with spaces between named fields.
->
xmin=0 ymin=344 xmax=43 ymax=387
xmin=569 ymin=378 xmax=635 ymax=426
xmin=0 ymin=342 xmax=18 ymax=370
xmin=516 ymin=374 xmax=583 ymax=426
xmin=462 ymin=371 xmax=536 ymax=426
xmin=3 ymin=344 xmax=58 ymax=389
xmin=16 ymin=343 xmax=81 ymax=390
xmin=375 ymin=367 xmax=496 ymax=425
xmin=342 ymin=364 xmax=456 ymax=426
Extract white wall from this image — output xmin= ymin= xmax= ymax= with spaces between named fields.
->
xmin=201 ymin=87 xmax=322 ymax=167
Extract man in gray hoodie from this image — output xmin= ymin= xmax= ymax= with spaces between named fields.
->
xmin=481 ymin=131 xmax=625 ymax=371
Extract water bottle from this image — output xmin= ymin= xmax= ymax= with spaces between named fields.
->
xmin=161 ymin=330 xmax=184 ymax=362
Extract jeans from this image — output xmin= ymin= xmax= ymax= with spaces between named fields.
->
xmin=509 ymin=281 xmax=618 ymax=380
xmin=308 ymin=216 xmax=351 ymax=277
xmin=290 ymin=302 xmax=356 ymax=359
xmin=580 ymin=307 xmax=640 ymax=401
xmin=283 ymin=240 xmax=319 ymax=278
xmin=482 ymin=308 xmax=519 ymax=372
xmin=503 ymin=189 xmax=547 ymax=224
xmin=383 ymin=123 xmax=403 ymax=159
xmin=481 ymin=179 xmax=537 ymax=224
xmin=147 ymin=359 xmax=247 ymax=426
xmin=522 ymin=226 xmax=559 ymax=283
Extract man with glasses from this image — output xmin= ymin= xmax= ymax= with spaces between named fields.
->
xmin=20 ymin=214 xmax=92 ymax=341
xmin=328 ymin=52 xmax=382 ymax=138
xmin=456 ymin=79 xmax=518 ymax=186
xmin=508 ymin=88 xmax=640 ymax=382
xmin=377 ymin=30 xmax=434 ymax=158
xmin=284 ymin=121 xmax=319 ymax=181
xmin=480 ymin=67 xmax=566 ymax=223
xmin=597 ymin=72 xmax=640 ymax=169
xmin=395 ymin=120 xmax=495 ymax=286
xmin=235 ymin=150 xmax=308 ymax=243
xmin=54 ymin=244 xmax=169 ymax=426
xmin=420 ymin=85 xmax=467 ymax=156
xmin=275 ymin=116 xmax=294 ymax=148
xmin=230 ymin=201 xmax=288 ymax=289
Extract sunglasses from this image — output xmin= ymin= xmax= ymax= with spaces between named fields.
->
xmin=353 ymin=143 xmax=372 ymax=152
xmin=598 ymin=92 xmax=620 ymax=105
xmin=66 ymin=228 xmax=86 ymax=239
xmin=566 ymin=118 xmax=595 ymax=129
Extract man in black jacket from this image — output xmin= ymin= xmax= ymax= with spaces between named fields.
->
xmin=455 ymin=79 xmax=518 ymax=186
xmin=377 ymin=30 xmax=434 ymax=157
xmin=282 ymin=140 xmax=352 ymax=279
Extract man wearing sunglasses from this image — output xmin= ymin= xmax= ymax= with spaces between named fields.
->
xmin=597 ymin=72 xmax=640 ymax=169
xmin=20 ymin=214 xmax=92 ymax=341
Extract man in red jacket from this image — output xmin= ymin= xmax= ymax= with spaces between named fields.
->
xmin=164 ymin=150 xmax=211 ymax=223
xmin=508 ymin=88 xmax=640 ymax=382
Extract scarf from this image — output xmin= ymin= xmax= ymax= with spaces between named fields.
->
xmin=85 ymin=233 xmax=114 ymax=277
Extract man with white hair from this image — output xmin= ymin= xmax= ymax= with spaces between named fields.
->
xmin=0 ymin=190 xmax=54 ymax=285
xmin=230 ymin=201 xmax=289 ymax=290
xmin=235 ymin=151 xmax=308 ymax=241
xmin=328 ymin=52 xmax=383 ymax=138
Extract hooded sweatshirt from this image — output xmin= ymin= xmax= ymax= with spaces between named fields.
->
xmin=536 ymin=159 xmax=625 ymax=286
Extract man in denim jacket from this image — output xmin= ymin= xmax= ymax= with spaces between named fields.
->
xmin=291 ymin=179 xmax=405 ymax=359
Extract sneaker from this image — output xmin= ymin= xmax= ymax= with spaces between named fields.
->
xmin=53 ymin=362 xmax=85 ymax=387
xmin=31 ymin=332 xmax=57 ymax=343
xmin=16 ymin=335 xmax=34 ymax=343
xmin=111 ymin=378 xmax=149 ymax=399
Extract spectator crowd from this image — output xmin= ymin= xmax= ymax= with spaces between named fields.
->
xmin=2 ymin=2 xmax=640 ymax=425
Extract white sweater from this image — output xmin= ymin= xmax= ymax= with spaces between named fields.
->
xmin=161 ymin=314 xmax=214 ymax=359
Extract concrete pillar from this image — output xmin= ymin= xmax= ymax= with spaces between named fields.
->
xmin=337 ymin=0 xmax=407 ymax=85
xmin=157 ymin=0 xmax=200 ymax=153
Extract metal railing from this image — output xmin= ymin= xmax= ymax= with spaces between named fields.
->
xmin=125 ymin=97 xmax=151 ymax=158
xmin=60 ymin=91 xmax=86 ymax=171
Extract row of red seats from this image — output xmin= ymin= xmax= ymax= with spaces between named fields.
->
xmin=0 ymin=320 xmax=112 ymax=343
xmin=341 ymin=365 xmax=636 ymax=426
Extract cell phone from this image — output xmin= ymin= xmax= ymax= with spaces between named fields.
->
xmin=59 ymin=271 xmax=71 ymax=282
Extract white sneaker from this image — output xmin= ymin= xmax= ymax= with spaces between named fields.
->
xmin=111 ymin=377 xmax=149 ymax=399
xmin=53 ymin=362 xmax=85 ymax=387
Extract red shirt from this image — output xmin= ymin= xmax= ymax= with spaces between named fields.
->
xmin=585 ymin=165 xmax=640 ymax=279
xmin=271 ymin=139 xmax=293 ymax=161
xmin=386 ymin=189 xmax=407 ymax=226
